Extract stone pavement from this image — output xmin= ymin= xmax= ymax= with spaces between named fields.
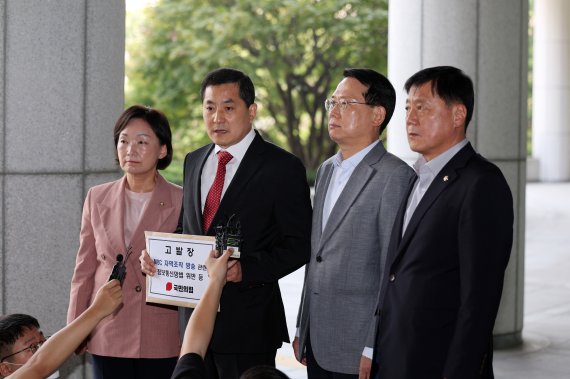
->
xmin=275 ymin=182 xmax=570 ymax=378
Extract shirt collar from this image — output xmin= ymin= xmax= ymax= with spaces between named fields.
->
xmin=333 ymin=140 xmax=380 ymax=169
xmin=214 ymin=128 xmax=256 ymax=162
xmin=413 ymin=139 xmax=468 ymax=177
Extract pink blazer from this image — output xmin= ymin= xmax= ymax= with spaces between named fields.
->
xmin=67 ymin=174 xmax=182 ymax=358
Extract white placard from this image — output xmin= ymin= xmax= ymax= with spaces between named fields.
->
xmin=145 ymin=231 xmax=215 ymax=308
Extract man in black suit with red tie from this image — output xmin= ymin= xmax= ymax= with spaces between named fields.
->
xmin=373 ymin=66 xmax=514 ymax=379
xmin=142 ymin=68 xmax=312 ymax=379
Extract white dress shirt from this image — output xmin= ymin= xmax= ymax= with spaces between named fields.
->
xmin=200 ymin=128 xmax=256 ymax=211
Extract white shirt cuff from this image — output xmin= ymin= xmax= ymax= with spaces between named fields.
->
xmin=362 ymin=346 xmax=373 ymax=359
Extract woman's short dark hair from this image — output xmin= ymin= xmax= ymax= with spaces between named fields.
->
xmin=113 ymin=105 xmax=173 ymax=170
xmin=343 ymin=68 xmax=396 ymax=134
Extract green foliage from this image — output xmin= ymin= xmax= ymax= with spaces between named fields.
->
xmin=126 ymin=0 xmax=389 ymax=170
xmin=161 ymin=160 xmax=184 ymax=185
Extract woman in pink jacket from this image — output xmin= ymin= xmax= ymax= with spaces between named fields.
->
xmin=67 ymin=105 xmax=182 ymax=379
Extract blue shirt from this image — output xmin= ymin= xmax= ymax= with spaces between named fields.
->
xmin=322 ymin=140 xmax=380 ymax=231
xmin=402 ymin=139 xmax=469 ymax=234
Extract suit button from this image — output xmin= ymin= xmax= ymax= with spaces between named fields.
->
xmin=135 ymin=285 xmax=142 ymax=292
xmin=316 ymin=256 xmax=322 ymax=262
xmin=389 ymin=273 xmax=396 ymax=282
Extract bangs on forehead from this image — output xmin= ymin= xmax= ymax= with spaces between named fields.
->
xmin=119 ymin=130 xmax=151 ymax=136
xmin=428 ymin=79 xmax=448 ymax=101
xmin=408 ymin=82 xmax=443 ymax=103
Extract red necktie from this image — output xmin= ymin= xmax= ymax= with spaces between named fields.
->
xmin=202 ymin=151 xmax=233 ymax=232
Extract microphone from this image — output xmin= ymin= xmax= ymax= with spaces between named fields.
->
xmin=109 ymin=253 xmax=127 ymax=285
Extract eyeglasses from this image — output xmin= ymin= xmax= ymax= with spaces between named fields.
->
xmin=1 ymin=337 xmax=48 ymax=363
xmin=324 ymin=98 xmax=369 ymax=113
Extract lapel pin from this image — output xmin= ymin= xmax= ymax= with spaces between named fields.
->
xmin=443 ymin=176 xmax=449 ymax=182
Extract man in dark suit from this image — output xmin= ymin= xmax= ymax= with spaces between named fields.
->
xmin=373 ymin=66 xmax=513 ymax=379
xmin=142 ymin=68 xmax=312 ymax=379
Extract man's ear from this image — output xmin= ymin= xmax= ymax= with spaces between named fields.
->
xmin=373 ymin=106 xmax=386 ymax=130
xmin=0 ymin=362 xmax=14 ymax=376
xmin=248 ymin=103 xmax=258 ymax=123
xmin=452 ymin=103 xmax=467 ymax=128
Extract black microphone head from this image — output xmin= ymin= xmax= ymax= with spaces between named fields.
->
xmin=116 ymin=254 xmax=124 ymax=262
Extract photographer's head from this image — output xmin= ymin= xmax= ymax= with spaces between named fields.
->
xmin=0 ymin=314 xmax=44 ymax=377
xmin=240 ymin=365 xmax=290 ymax=379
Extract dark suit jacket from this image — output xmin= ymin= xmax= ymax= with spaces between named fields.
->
xmin=178 ymin=131 xmax=312 ymax=354
xmin=374 ymin=143 xmax=513 ymax=379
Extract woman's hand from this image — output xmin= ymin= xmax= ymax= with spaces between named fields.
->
xmin=139 ymin=249 xmax=157 ymax=276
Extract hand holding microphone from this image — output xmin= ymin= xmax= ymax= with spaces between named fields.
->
xmin=108 ymin=246 xmax=132 ymax=286
xmin=108 ymin=254 xmax=126 ymax=285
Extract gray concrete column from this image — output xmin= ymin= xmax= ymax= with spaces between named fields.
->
xmin=387 ymin=0 xmax=528 ymax=348
xmin=532 ymin=0 xmax=570 ymax=181
xmin=1 ymin=1 xmax=124 ymax=377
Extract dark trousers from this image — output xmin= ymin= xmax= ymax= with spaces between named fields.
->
xmin=306 ymin=336 xmax=358 ymax=379
xmin=204 ymin=350 xmax=276 ymax=379
xmin=91 ymin=354 xmax=177 ymax=379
